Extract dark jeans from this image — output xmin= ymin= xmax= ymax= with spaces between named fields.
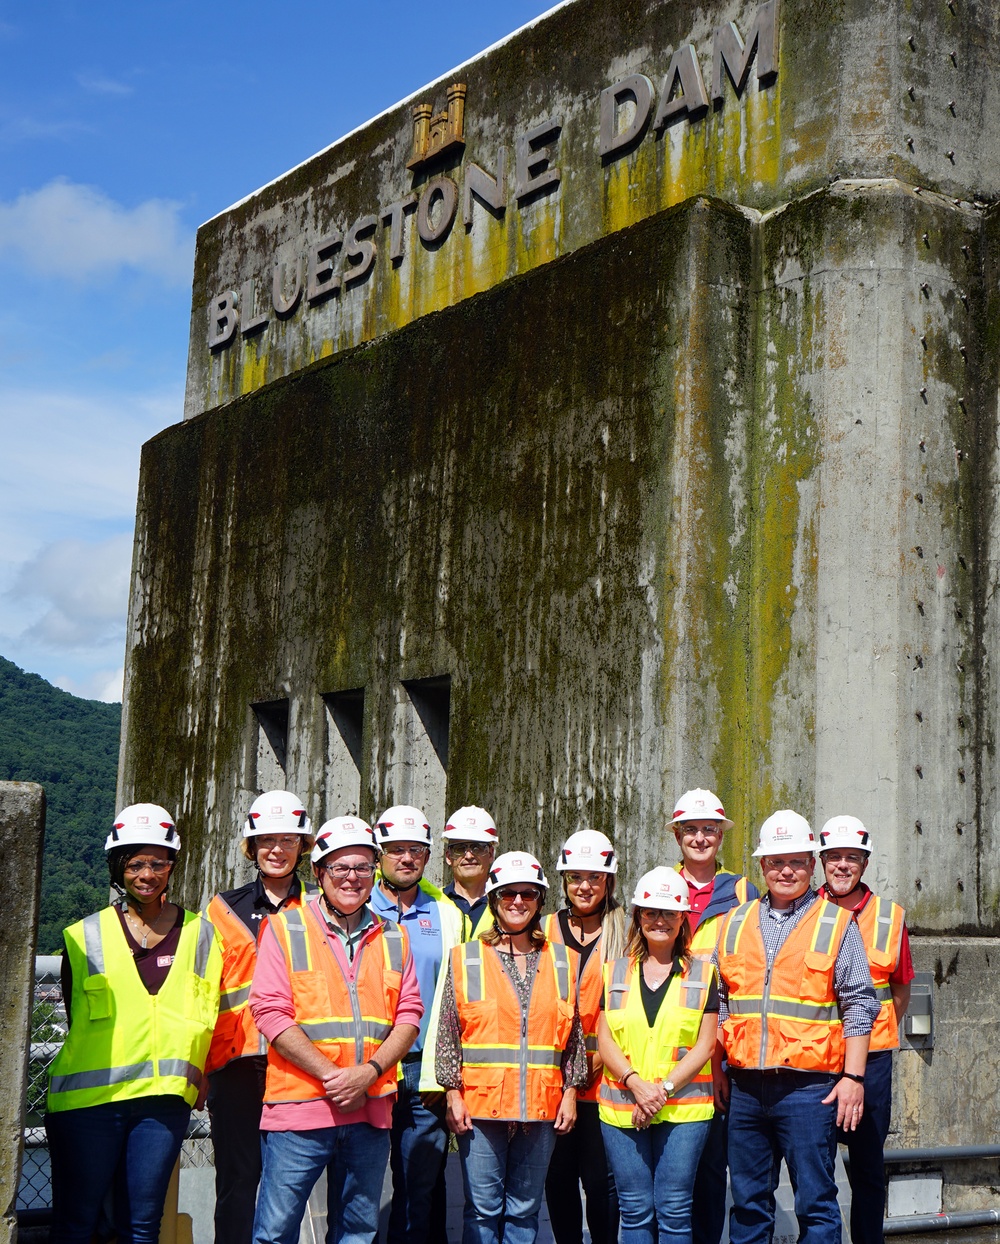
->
xmin=692 ymin=1101 xmax=729 ymax=1244
xmin=208 ymin=1055 xmax=267 ymax=1244
xmin=544 ymin=1101 xmax=619 ymax=1244
xmin=387 ymin=1059 xmax=449 ymax=1244
xmin=838 ymin=1050 xmax=893 ymax=1244
xmin=46 ymin=1095 xmax=191 ymax=1244
xmin=727 ymin=1070 xmax=840 ymax=1244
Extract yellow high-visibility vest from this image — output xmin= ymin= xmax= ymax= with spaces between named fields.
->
xmin=48 ymin=906 xmax=221 ymax=1112
xmin=599 ymin=955 xmax=714 ymax=1128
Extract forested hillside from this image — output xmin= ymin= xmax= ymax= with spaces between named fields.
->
xmin=0 ymin=655 xmax=120 ymax=952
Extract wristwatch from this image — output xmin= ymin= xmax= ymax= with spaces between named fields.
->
xmin=663 ymin=1079 xmax=675 ymax=1095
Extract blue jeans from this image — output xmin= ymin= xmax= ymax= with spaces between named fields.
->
xmin=457 ymin=1119 xmax=557 ymax=1244
xmin=253 ymin=1123 xmax=390 ymax=1244
xmin=46 ymin=1095 xmax=191 ymax=1244
xmin=601 ymin=1117 xmax=711 ymax=1244
xmin=728 ymin=1070 xmax=840 ymax=1244
xmin=387 ymin=1060 xmax=449 ymax=1244
xmin=838 ymin=1050 xmax=893 ymax=1244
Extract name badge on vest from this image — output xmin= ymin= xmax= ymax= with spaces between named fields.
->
xmin=157 ymin=954 xmax=176 ymax=968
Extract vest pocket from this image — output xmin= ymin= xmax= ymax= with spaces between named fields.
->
xmin=83 ymin=974 xmax=112 ymax=1020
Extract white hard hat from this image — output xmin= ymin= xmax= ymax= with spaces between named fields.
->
xmin=557 ymin=829 xmax=618 ymax=874
xmin=818 ymin=815 xmax=872 ymax=854
xmin=443 ymin=805 xmax=498 ymax=843
xmin=752 ymin=810 xmax=817 ymax=857
xmin=312 ymin=816 xmax=376 ymax=865
xmin=671 ymin=788 xmax=734 ymax=830
xmin=105 ymin=803 xmax=181 ymax=853
xmin=374 ymin=804 xmax=432 ymax=847
xmin=245 ymin=790 xmax=312 ymax=838
xmin=485 ymin=851 xmax=548 ymax=894
xmin=631 ymin=867 xmax=691 ymax=911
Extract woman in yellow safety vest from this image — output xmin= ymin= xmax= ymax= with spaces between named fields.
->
xmin=204 ymin=790 xmax=315 ymax=1244
xmin=597 ymin=866 xmax=718 ymax=1244
xmin=46 ymin=803 xmax=221 ymax=1244
xmin=542 ymin=830 xmax=625 ymax=1244
xmin=436 ymin=850 xmax=590 ymax=1244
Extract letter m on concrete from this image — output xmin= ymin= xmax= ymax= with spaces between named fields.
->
xmin=711 ymin=0 xmax=778 ymax=103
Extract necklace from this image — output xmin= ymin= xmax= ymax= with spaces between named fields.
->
xmin=643 ymin=958 xmax=673 ymax=987
xmin=124 ymin=903 xmax=170 ymax=949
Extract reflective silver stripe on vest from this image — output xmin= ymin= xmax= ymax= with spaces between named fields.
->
xmin=383 ymin=923 xmax=404 ymax=973
xmin=464 ymin=1048 xmax=562 ymax=1068
xmin=159 ymin=1058 xmax=202 ymax=1087
xmin=873 ymin=900 xmax=894 ymax=955
xmin=300 ymin=1019 xmax=393 ymax=1042
xmin=194 ymin=916 xmax=215 ymax=978
xmin=600 ymin=1079 xmax=708 ymax=1106
xmin=606 ymin=957 xmax=630 ymax=1010
xmin=463 ymin=943 xmax=484 ymax=1002
xmin=585 ymin=1035 xmax=599 ymax=1053
xmin=551 ymin=941 xmax=571 ymax=1000
xmin=812 ymin=906 xmax=841 ymax=956
xmin=874 ymin=983 xmax=892 ymax=1002
xmin=729 ymin=996 xmax=838 ymax=1023
xmin=50 ymin=1061 xmax=154 ymax=1093
xmin=723 ymin=903 xmax=753 ymax=956
xmin=219 ymin=983 xmax=252 ymax=1012
xmin=83 ymin=912 xmax=104 ymax=976
xmin=284 ymin=911 xmax=310 ymax=972
xmin=680 ymin=958 xmax=711 ymax=1008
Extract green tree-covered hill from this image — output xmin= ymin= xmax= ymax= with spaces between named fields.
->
xmin=0 ymin=655 xmax=121 ymax=952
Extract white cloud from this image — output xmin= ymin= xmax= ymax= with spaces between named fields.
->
xmin=0 ymin=179 xmax=193 ymax=284
xmin=76 ymin=73 xmax=133 ymax=97
xmin=53 ymin=665 xmax=124 ymax=703
xmin=10 ymin=533 xmax=133 ymax=647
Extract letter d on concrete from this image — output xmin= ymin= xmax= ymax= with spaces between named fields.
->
xmin=0 ymin=781 xmax=45 ymax=1244
xmin=599 ymin=74 xmax=654 ymax=158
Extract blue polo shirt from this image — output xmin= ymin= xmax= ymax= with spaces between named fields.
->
xmin=370 ymin=882 xmax=443 ymax=1055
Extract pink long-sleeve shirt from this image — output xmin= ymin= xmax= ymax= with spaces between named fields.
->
xmin=250 ymin=899 xmax=423 ymax=1131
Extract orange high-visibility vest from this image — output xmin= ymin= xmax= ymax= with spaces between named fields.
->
xmin=599 ymin=954 xmax=715 ymax=1127
xmin=263 ymin=901 xmax=407 ymax=1104
xmin=717 ymin=897 xmax=852 ymax=1072
xmin=688 ymin=873 xmax=754 ymax=959
xmin=857 ymin=895 xmax=905 ymax=1052
xmin=451 ymin=938 xmax=576 ymax=1122
xmin=543 ymin=912 xmax=603 ymax=1102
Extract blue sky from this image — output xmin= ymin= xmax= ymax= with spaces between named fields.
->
xmin=0 ymin=0 xmax=554 ymax=701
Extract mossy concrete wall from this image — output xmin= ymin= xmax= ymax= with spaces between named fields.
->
xmin=0 ymin=782 xmax=45 ymax=1244
xmin=124 ymin=0 xmax=1000 ymax=1157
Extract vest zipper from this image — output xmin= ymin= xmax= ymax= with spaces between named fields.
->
xmin=521 ymin=958 xmax=537 ymax=1121
xmin=347 ymin=941 xmax=366 ymax=1066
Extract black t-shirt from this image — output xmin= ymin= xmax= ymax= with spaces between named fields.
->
xmin=217 ymin=873 xmax=308 ymax=940
xmin=556 ymin=908 xmax=601 ymax=975
xmin=600 ymin=957 xmax=720 ymax=1027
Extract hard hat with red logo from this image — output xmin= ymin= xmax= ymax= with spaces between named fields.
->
xmin=818 ymin=815 xmax=872 ymax=854
xmin=244 ymin=790 xmax=312 ymax=839
xmin=752 ymin=810 xmax=816 ymax=857
xmin=443 ymin=805 xmax=498 ymax=844
xmin=671 ymin=788 xmax=734 ymax=830
xmin=631 ymin=867 xmax=691 ymax=911
xmin=311 ymin=816 xmax=377 ymax=864
xmin=556 ymin=829 xmax=618 ymax=874
xmin=485 ymin=851 xmax=548 ymax=894
xmin=105 ymin=804 xmax=181 ymax=852
xmin=374 ymin=804 xmax=432 ymax=847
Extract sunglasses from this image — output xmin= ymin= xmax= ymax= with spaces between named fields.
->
xmin=497 ymin=887 xmax=541 ymax=902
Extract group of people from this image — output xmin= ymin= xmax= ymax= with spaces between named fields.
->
xmin=43 ymin=787 xmax=912 ymax=1244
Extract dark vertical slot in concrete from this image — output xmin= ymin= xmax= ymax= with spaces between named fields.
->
xmin=323 ymin=688 xmax=366 ymax=816
xmin=252 ymin=698 xmax=289 ymax=791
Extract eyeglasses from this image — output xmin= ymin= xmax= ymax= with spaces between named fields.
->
xmin=638 ymin=907 xmax=679 ymax=920
xmin=382 ymin=844 xmax=431 ymax=858
xmin=498 ymin=887 xmax=541 ymax=902
xmin=256 ymin=836 xmax=301 ymax=850
xmin=761 ymin=857 xmax=814 ymax=872
xmin=321 ymin=863 xmax=377 ymax=879
xmin=565 ymin=872 xmax=605 ymax=885
xmin=124 ymin=859 xmax=172 ymax=875
xmin=680 ymin=825 xmax=723 ymax=838
xmin=446 ymin=842 xmax=492 ymax=857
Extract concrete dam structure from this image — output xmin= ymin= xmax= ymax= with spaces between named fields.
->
xmin=122 ymin=0 xmax=1000 ymax=1180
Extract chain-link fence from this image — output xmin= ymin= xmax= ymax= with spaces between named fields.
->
xmin=18 ymin=957 xmax=215 ymax=1222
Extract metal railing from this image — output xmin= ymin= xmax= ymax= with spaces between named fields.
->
xmin=18 ymin=957 xmax=215 ymax=1220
